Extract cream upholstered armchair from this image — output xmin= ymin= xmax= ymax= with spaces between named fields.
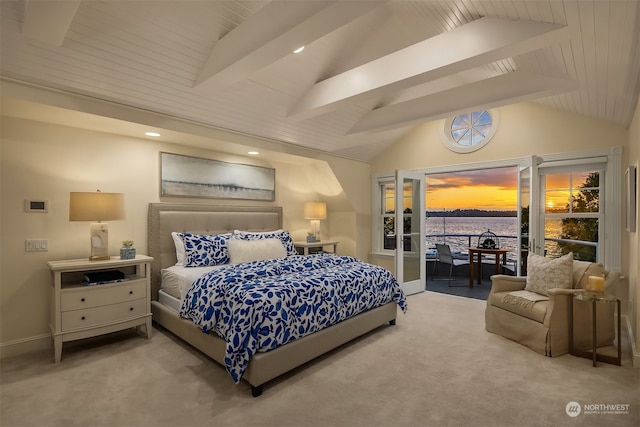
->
xmin=485 ymin=253 xmax=620 ymax=357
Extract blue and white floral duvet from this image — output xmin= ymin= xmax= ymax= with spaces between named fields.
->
xmin=179 ymin=254 xmax=407 ymax=383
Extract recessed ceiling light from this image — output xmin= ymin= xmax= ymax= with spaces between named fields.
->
xmin=248 ymin=151 xmax=259 ymax=155
xmin=293 ymin=46 xmax=305 ymax=54
xmin=145 ymin=132 xmax=161 ymax=137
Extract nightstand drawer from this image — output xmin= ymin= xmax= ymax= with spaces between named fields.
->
xmin=61 ymin=280 xmax=147 ymax=311
xmin=61 ymin=298 xmax=147 ymax=331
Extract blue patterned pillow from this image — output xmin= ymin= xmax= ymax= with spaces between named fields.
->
xmin=182 ymin=233 xmax=233 ymax=267
xmin=234 ymin=229 xmax=297 ymax=256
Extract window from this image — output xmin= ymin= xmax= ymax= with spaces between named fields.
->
xmin=440 ymin=110 xmax=498 ymax=153
xmin=542 ymin=169 xmax=603 ymax=262
xmin=372 ymin=149 xmax=621 ymax=273
xmin=379 ymin=180 xmax=416 ymax=251
xmin=381 ymin=181 xmax=395 ymax=250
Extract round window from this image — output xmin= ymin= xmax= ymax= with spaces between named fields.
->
xmin=440 ymin=109 xmax=498 ymax=153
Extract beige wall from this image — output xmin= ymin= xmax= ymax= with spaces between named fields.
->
xmin=370 ymin=101 xmax=639 ymax=365
xmin=628 ymin=97 xmax=640 ymax=366
xmin=0 ymin=116 xmax=369 ymax=356
xmin=371 ymin=102 xmax=627 ymax=174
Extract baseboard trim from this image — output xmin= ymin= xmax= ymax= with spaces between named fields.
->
xmin=622 ymin=314 xmax=639 ymax=368
xmin=0 ymin=334 xmax=51 ymax=359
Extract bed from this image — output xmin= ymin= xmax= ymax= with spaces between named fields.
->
xmin=148 ymin=203 xmax=406 ymax=396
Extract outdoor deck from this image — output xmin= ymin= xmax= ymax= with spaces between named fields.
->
xmin=426 ymin=259 xmax=516 ymax=301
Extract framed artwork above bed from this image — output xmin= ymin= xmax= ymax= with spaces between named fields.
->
xmin=160 ymin=152 xmax=275 ymax=201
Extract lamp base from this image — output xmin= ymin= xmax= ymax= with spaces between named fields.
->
xmin=309 ymin=219 xmax=321 ymax=242
xmin=89 ymin=222 xmax=110 ymax=261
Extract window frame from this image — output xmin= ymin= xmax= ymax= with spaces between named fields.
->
xmin=372 ymin=148 xmax=622 ymax=271
xmin=439 ymin=109 xmax=499 ymax=153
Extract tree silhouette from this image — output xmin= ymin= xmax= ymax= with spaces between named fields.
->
xmin=558 ymin=172 xmax=599 ymax=261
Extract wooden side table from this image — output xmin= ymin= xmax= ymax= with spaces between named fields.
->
xmin=569 ymin=291 xmax=621 ymax=366
xmin=468 ymin=247 xmax=509 ymax=287
xmin=293 ymin=240 xmax=339 ymax=255
xmin=48 ymin=255 xmax=153 ymax=362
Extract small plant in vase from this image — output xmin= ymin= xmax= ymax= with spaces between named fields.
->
xmin=306 ymin=231 xmax=317 ymax=243
xmin=120 ymin=240 xmax=136 ymax=260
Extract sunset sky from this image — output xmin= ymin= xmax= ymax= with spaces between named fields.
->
xmin=422 ymin=168 xmax=596 ymax=212
xmin=426 ymin=167 xmax=518 ymax=211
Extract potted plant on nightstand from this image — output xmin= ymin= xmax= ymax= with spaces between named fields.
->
xmin=120 ymin=240 xmax=136 ymax=260
xmin=306 ymin=231 xmax=317 ymax=243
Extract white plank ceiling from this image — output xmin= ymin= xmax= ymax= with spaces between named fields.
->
xmin=1 ymin=0 xmax=639 ymax=162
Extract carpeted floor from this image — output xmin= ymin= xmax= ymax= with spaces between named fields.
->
xmin=1 ymin=291 xmax=638 ymax=427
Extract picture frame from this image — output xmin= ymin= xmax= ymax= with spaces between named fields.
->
xmin=626 ymin=165 xmax=637 ymax=232
xmin=160 ymin=152 xmax=275 ymax=201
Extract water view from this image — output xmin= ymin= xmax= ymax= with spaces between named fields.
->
xmin=426 ymin=216 xmax=564 ymax=261
xmin=427 ymin=216 xmax=518 ymax=255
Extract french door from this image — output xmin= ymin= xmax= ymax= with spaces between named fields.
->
xmin=518 ymin=158 xmax=538 ymax=274
xmin=395 ymin=170 xmax=426 ymax=295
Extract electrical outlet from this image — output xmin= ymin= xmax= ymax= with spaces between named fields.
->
xmin=25 ymin=239 xmax=48 ymax=252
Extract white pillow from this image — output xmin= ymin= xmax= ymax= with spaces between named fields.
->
xmin=233 ymin=229 xmax=297 ymax=256
xmin=171 ymin=232 xmax=186 ymax=266
xmin=525 ymin=252 xmax=574 ymax=296
xmin=227 ymin=238 xmax=287 ymax=264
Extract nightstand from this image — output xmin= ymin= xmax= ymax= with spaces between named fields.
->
xmin=293 ymin=240 xmax=339 ymax=255
xmin=48 ymin=255 xmax=153 ymax=362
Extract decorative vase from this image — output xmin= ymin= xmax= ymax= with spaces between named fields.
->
xmin=306 ymin=235 xmax=317 ymax=243
xmin=120 ymin=246 xmax=136 ymax=260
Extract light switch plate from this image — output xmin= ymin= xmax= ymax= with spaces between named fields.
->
xmin=25 ymin=239 xmax=48 ymax=252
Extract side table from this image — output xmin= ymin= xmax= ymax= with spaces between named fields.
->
xmin=48 ymin=255 xmax=153 ymax=363
xmin=569 ymin=291 xmax=621 ymax=367
xmin=293 ymin=240 xmax=339 ymax=255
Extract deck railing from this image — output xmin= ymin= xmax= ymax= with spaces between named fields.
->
xmin=390 ymin=233 xmax=598 ymax=263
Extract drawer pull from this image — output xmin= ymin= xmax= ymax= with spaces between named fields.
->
xmin=81 ymin=298 xmax=85 ymax=302
xmin=129 ymin=291 xmax=133 ymax=295
xmin=81 ymin=316 xmax=86 ymax=320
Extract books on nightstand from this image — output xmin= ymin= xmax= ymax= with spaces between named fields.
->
xmin=82 ymin=270 xmax=128 ymax=286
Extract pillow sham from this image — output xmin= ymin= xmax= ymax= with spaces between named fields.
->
xmin=182 ymin=232 xmax=233 ymax=267
xmin=525 ymin=252 xmax=573 ymax=296
xmin=171 ymin=232 xmax=187 ymax=266
xmin=233 ymin=229 xmax=297 ymax=256
xmin=227 ymin=238 xmax=287 ymax=264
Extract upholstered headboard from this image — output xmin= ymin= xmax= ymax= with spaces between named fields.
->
xmin=147 ymin=203 xmax=283 ymax=300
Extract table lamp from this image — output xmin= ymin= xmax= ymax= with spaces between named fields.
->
xmin=304 ymin=201 xmax=326 ymax=242
xmin=69 ymin=190 xmax=125 ymax=260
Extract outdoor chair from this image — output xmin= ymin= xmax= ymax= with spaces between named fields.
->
xmin=433 ymin=243 xmax=470 ymax=286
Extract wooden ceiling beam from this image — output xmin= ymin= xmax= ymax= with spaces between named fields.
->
xmin=289 ymin=17 xmax=570 ymax=121
xmin=194 ymin=0 xmax=384 ymax=93
xmin=22 ymin=0 xmax=81 ymax=46
xmin=348 ymin=71 xmax=579 ymax=134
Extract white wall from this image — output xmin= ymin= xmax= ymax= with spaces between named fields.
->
xmin=0 ymin=116 xmax=370 ymax=357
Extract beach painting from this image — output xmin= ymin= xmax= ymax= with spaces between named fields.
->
xmin=161 ymin=152 xmax=275 ymax=201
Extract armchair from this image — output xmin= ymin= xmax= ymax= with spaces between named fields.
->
xmin=485 ymin=256 xmax=620 ymax=357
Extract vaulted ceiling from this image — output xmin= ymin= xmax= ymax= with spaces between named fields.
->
xmin=1 ymin=0 xmax=639 ymax=162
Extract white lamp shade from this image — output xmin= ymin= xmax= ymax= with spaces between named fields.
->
xmin=69 ymin=192 xmax=125 ymax=221
xmin=304 ymin=202 xmax=327 ymax=220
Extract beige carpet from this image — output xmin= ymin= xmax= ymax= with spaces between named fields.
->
xmin=1 ymin=292 xmax=638 ymax=427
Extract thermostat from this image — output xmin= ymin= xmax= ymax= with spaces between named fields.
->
xmin=25 ymin=200 xmax=48 ymax=213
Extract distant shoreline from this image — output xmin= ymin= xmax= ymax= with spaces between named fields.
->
xmin=426 ymin=209 xmax=517 ymax=218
